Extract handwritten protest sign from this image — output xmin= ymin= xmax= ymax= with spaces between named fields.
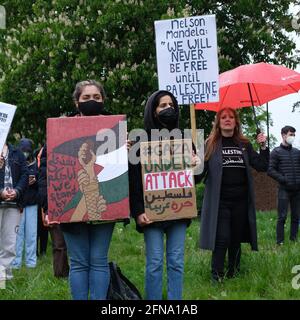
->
xmin=141 ymin=139 xmax=197 ymax=221
xmin=155 ymin=15 xmax=219 ymax=105
xmin=47 ymin=115 xmax=129 ymax=223
xmin=0 ymin=102 xmax=16 ymax=153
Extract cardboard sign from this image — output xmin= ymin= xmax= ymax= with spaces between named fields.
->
xmin=0 ymin=102 xmax=16 ymax=153
xmin=141 ymin=139 xmax=197 ymax=221
xmin=155 ymin=15 xmax=219 ymax=105
xmin=46 ymin=115 xmax=129 ymax=223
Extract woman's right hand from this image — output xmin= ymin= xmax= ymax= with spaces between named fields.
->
xmin=42 ymin=210 xmax=60 ymax=227
xmin=137 ymin=213 xmax=152 ymax=227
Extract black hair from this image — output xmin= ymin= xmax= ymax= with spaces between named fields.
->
xmin=152 ymin=91 xmax=177 ymax=111
xmin=281 ymin=126 xmax=296 ymax=135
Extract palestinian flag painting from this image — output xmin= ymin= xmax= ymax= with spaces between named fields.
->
xmin=46 ymin=115 xmax=129 ymax=223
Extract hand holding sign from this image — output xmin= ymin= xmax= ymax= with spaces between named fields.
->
xmin=191 ymin=150 xmax=201 ymax=167
xmin=137 ymin=213 xmax=153 ymax=227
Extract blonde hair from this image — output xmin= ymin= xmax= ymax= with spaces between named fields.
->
xmin=205 ymin=108 xmax=249 ymax=161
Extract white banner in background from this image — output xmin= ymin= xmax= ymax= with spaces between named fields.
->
xmin=0 ymin=102 xmax=17 ymax=153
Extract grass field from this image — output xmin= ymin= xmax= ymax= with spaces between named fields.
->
xmin=0 ymin=211 xmax=299 ymax=300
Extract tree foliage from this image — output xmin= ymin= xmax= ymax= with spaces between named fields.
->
xmin=0 ymin=0 xmax=299 ymax=145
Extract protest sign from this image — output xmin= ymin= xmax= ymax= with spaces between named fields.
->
xmin=141 ymin=139 xmax=197 ymax=221
xmin=47 ymin=115 xmax=129 ymax=223
xmin=155 ymin=15 xmax=219 ymax=105
xmin=0 ymin=102 xmax=16 ymax=153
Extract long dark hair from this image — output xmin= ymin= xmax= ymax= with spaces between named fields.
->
xmin=205 ymin=108 xmax=249 ymax=161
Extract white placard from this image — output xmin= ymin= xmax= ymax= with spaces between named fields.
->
xmin=155 ymin=15 xmax=219 ymax=105
xmin=0 ymin=102 xmax=17 ymax=153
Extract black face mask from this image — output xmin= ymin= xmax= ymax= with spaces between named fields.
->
xmin=157 ymin=107 xmax=178 ymax=130
xmin=78 ymin=100 xmax=104 ymax=116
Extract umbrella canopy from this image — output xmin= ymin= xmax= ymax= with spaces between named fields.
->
xmin=195 ymin=62 xmax=300 ymax=112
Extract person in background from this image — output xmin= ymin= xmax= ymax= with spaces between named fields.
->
xmin=38 ymin=144 xmax=69 ymax=277
xmin=0 ymin=141 xmax=28 ymax=280
xmin=198 ymin=108 xmax=269 ymax=283
xmin=129 ymin=90 xmax=200 ymax=300
xmin=12 ymin=138 xmax=38 ymax=269
xmin=35 ymin=147 xmax=48 ymax=257
xmin=268 ymin=126 xmax=300 ymax=245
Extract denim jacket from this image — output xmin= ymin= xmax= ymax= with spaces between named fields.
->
xmin=0 ymin=144 xmax=29 ymax=206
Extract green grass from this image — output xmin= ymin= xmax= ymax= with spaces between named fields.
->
xmin=0 ymin=211 xmax=299 ymax=300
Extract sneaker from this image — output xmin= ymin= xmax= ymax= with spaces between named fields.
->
xmin=277 ymin=242 xmax=284 ymax=246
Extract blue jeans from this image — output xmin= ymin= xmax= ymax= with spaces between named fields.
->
xmin=144 ymin=221 xmax=187 ymax=300
xmin=63 ymin=223 xmax=114 ymax=300
xmin=12 ymin=205 xmax=38 ymax=268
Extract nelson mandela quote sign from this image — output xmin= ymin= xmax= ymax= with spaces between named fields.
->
xmin=155 ymin=15 xmax=219 ymax=105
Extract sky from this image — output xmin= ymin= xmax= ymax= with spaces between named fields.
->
xmin=261 ymin=5 xmax=300 ymax=149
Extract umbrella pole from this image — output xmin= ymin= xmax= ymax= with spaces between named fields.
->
xmin=266 ymin=102 xmax=270 ymax=147
xmin=247 ymin=83 xmax=260 ymax=133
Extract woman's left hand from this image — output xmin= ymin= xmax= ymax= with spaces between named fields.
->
xmin=256 ymin=133 xmax=267 ymax=149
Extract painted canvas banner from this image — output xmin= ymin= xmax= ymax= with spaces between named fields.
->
xmin=141 ymin=139 xmax=197 ymax=221
xmin=47 ymin=115 xmax=129 ymax=223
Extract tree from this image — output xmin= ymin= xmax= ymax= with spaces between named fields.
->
xmin=0 ymin=0 xmax=299 ymax=145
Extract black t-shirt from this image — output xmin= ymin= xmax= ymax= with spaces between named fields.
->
xmin=221 ymin=136 xmax=248 ymax=199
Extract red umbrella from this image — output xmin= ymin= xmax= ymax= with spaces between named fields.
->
xmin=195 ymin=62 xmax=300 ymax=112
xmin=195 ymin=62 xmax=300 ymax=145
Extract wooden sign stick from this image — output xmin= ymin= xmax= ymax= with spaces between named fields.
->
xmin=190 ymin=103 xmax=197 ymax=147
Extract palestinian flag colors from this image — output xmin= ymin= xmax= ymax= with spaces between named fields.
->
xmin=46 ymin=115 xmax=129 ymax=223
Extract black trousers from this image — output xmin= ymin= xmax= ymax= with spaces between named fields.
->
xmin=37 ymin=205 xmax=48 ymax=256
xmin=211 ymin=196 xmax=248 ymax=279
xmin=276 ymin=188 xmax=300 ymax=244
